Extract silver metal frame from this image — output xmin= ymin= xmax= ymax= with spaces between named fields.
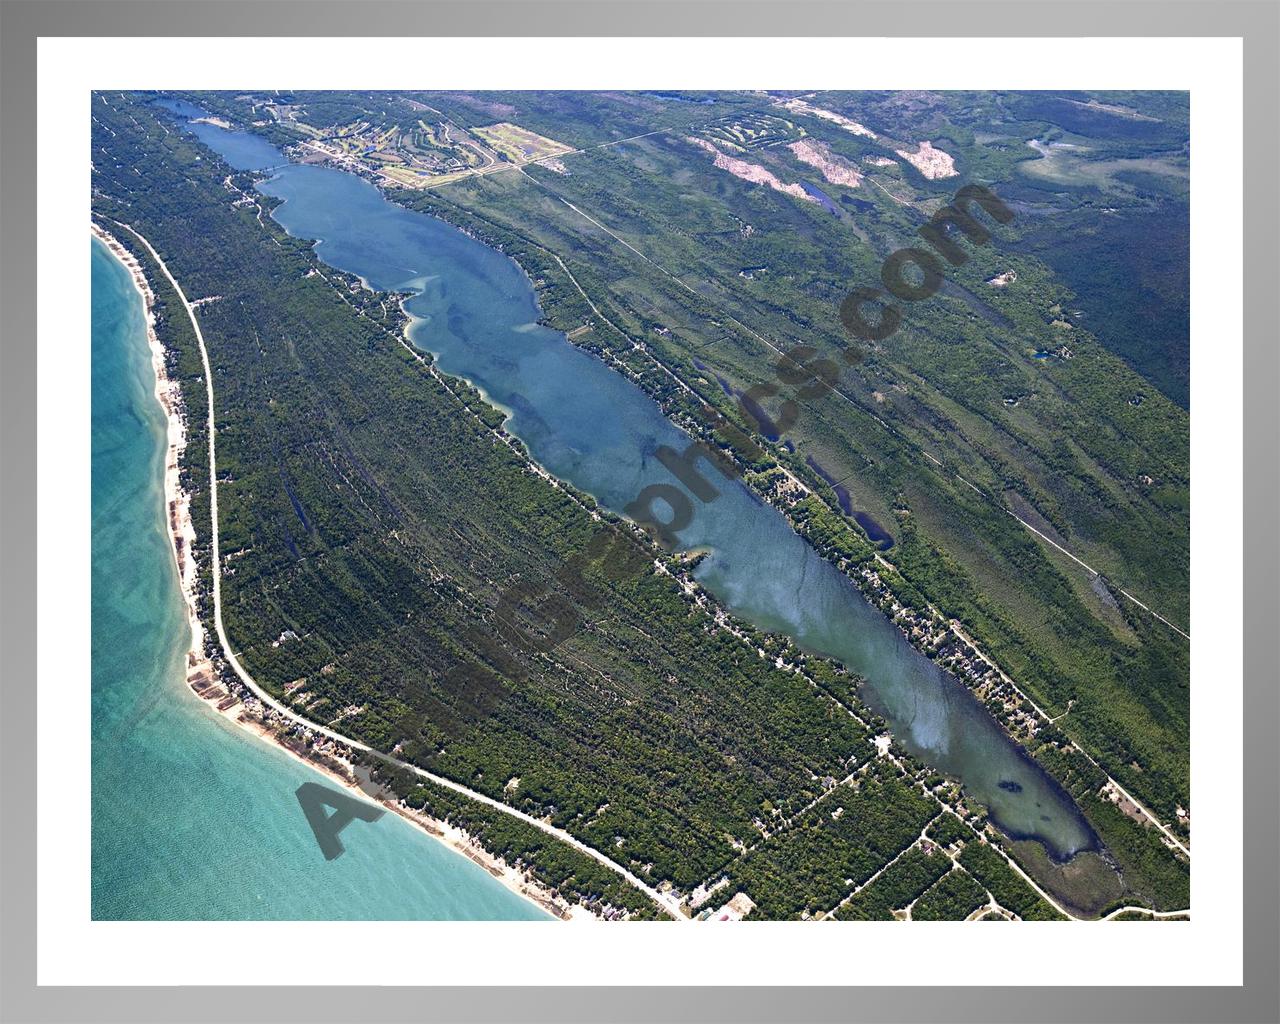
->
xmin=2 ymin=2 xmax=1275 ymax=1020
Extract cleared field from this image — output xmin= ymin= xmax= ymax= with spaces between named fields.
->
xmin=1020 ymin=138 xmax=1187 ymax=190
xmin=472 ymin=121 xmax=575 ymax=163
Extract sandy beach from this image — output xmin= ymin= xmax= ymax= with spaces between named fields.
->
xmin=91 ymin=222 xmax=581 ymax=922
xmin=91 ymin=224 xmax=206 ymax=665
xmin=213 ymin=693 xmax=574 ymax=920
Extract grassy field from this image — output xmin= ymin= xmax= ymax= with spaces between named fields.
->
xmin=472 ymin=121 xmax=575 ymax=163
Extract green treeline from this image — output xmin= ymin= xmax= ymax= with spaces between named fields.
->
xmin=959 ymin=842 xmax=1067 ymax=921
xmin=911 ymin=867 xmax=990 ymax=921
xmin=363 ymin=758 xmax=664 ymax=919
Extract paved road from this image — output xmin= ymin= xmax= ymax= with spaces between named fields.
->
xmin=110 ymin=219 xmax=687 ymax=923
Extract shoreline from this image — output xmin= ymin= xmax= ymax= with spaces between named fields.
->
xmin=216 ymin=698 xmax=574 ymax=920
xmin=91 ymin=227 xmax=205 ymax=665
xmin=415 ymin=207 xmax=1194 ymax=864
xmin=91 ymin=223 xmax=577 ymax=922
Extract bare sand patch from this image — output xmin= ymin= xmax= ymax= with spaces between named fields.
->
xmin=777 ymin=97 xmax=878 ymax=139
xmin=894 ymin=140 xmax=958 ymax=180
xmin=787 ymin=139 xmax=863 ymax=187
xmin=686 ymin=136 xmax=816 ymax=203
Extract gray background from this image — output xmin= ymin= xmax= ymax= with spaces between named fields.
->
xmin=1 ymin=1 xmax=1276 ymax=1021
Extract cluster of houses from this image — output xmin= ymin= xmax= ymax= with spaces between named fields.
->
xmin=851 ymin=564 xmax=1043 ymax=746
xmin=745 ymin=467 xmax=1050 ymax=750
xmin=189 ymin=649 xmax=360 ymax=776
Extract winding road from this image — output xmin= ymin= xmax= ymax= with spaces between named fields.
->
xmin=104 ymin=219 xmax=688 ymax=922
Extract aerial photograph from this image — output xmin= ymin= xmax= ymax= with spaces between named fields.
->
xmin=91 ymin=89 xmax=1190 ymax=923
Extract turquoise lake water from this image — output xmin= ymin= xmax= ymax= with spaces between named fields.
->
xmin=91 ymin=236 xmax=550 ymax=920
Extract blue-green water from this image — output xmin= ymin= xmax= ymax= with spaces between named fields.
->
xmin=91 ymin=237 xmax=550 ymax=920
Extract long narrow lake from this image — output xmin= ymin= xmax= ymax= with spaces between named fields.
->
xmin=166 ymin=102 xmax=1095 ymax=861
